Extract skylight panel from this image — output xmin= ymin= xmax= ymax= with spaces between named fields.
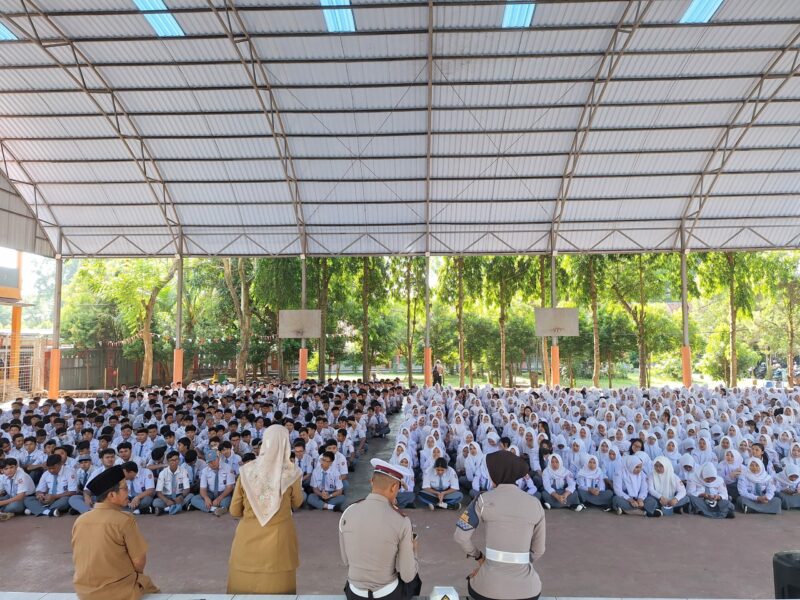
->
xmin=502 ymin=2 xmax=535 ymax=28
xmin=679 ymin=0 xmax=724 ymax=24
xmin=0 ymin=22 xmax=17 ymax=40
xmin=134 ymin=0 xmax=185 ymax=37
xmin=320 ymin=0 xmax=356 ymax=33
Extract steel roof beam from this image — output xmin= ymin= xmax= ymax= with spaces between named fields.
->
xmin=681 ymin=26 xmax=800 ymax=246
xmin=205 ymin=0 xmax=307 ymax=255
xmin=424 ymin=0 xmax=434 ymax=255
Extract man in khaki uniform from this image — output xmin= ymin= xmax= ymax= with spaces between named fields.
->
xmin=339 ymin=458 xmax=422 ymax=600
xmin=71 ymin=465 xmax=160 ymax=600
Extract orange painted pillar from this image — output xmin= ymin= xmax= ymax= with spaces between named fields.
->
xmin=299 ymin=347 xmax=308 ymax=381
xmin=550 ymin=344 xmax=560 ymax=386
xmin=48 ymin=349 xmax=61 ymax=400
xmin=424 ymin=347 xmax=432 ymax=386
xmin=173 ymin=348 xmax=184 ymax=385
xmin=681 ymin=345 xmax=692 ymax=388
xmin=9 ymin=305 xmax=22 ymax=386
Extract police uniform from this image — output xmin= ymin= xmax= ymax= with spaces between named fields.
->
xmin=454 ymin=455 xmax=546 ymax=600
xmin=71 ymin=466 xmax=160 ymax=600
xmin=339 ymin=459 xmax=421 ymax=600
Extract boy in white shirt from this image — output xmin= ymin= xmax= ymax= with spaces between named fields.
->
xmin=0 ymin=458 xmax=35 ymax=519
xmin=154 ymin=451 xmax=193 ymax=515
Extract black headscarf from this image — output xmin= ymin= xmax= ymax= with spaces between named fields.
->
xmin=486 ymin=450 xmax=529 ymax=485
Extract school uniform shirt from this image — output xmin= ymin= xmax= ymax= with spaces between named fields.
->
xmin=183 ymin=461 xmax=205 ymax=489
xmin=127 ymin=470 xmax=155 ymax=497
xmin=75 ymin=467 xmax=93 ymax=492
xmin=310 ymin=466 xmax=343 ymax=494
xmin=422 ymin=467 xmax=459 ymax=491
xmin=333 ymin=451 xmax=349 ymax=477
xmin=131 ymin=440 xmax=153 ymax=461
xmin=17 ymin=449 xmax=47 ymax=469
xmin=156 ymin=466 xmax=192 ymax=497
xmin=338 ymin=438 xmax=355 ymax=458
xmin=36 ymin=466 xmax=78 ymax=495
xmin=297 ymin=454 xmax=315 ymax=480
xmin=222 ymin=453 xmax=242 ymax=476
xmin=2 ymin=469 xmax=36 ymax=497
xmin=199 ymin=464 xmax=236 ymax=494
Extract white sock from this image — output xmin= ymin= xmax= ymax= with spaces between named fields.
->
xmin=43 ymin=509 xmax=50 ymax=516
xmin=325 ymin=503 xmax=333 ymax=510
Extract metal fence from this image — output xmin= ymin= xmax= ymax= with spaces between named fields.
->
xmin=0 ymin=338 xmax=45 ymax=403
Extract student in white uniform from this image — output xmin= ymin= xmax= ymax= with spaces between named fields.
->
xmin=645 ymin=456 xmax=689 ymax=516
xmin=0 ymin=458 xmax=35 ymax=518
xmin=688 ymin=463 xmax=736 ymax=518
xmin=576 ymin=454 xmax=613 ymax=511
xmin=190 ymin=449 xmax=235 ymax=516
xmin=121 ymin=461 xmax=155 ymax=514
xmin=612 ymin=455 xmax=648 ymax=516
xmin=24 ymin=455 xmax=77 ymax=517
xmin=308 ymin=450 xmax=346 ymax=511
xmin=541 ymin=454 xmax=582 ymax=511
xmin=737 ymin=457 xmax=781 ymax=514
xmin=418 ymin=457 xmax=463 ymax=510
xmin=153 ymin=450 xmax=193 ymax=515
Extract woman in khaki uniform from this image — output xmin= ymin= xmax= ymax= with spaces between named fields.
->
xmin=227 ymin=424 xmax=303 ymax=594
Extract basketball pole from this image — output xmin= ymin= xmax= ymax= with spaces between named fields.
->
xmin=550 ymin=251 xmax=560 ymax=386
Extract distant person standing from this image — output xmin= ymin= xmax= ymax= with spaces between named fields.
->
xmin=433 ymin=360 xmax=444 ymax=386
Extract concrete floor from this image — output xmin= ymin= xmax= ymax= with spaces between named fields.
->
xmin=1 ymin=413 xmax=794 ymax=597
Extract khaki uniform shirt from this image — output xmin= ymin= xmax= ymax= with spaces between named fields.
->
xmin=454 ymin=484 xmax=546 ymax=600
xmin=71 ymin=502 xmax=159 ymax=600
xmin=339 ymin=493 xmax=418 ymax=590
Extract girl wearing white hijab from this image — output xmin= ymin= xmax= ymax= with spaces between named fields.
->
xmin=541 ymin=454 xmax=583 ymax=511
xmin=645 ymin=456 xmax=689 ymax=516
xmin=775 ymin=464 xmax=800 ymax=510
xmin=612 ymin=455 xmax=648 ymax=516
xmin=691 ymin=435 xmax=717 ymax=467
xmin=395 ymin=455 xmax=417 ymax=509
xmin=717 ymin=449 xmax=744 ymax=500
xmin=687 ymin=463 xmax=735 ymax=519
xmin=576 ymin=454 xmax=613 ymax=510
xmin=227 ymin=424 xmax=303 ymax=594
xmin=737 ymin=457 xmax=781 ymax=514
xmin=782 ymin=441 xmax=800 ymax=470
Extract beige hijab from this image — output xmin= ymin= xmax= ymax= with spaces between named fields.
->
xmin=239 ymin=424 xmax=301 ymax=526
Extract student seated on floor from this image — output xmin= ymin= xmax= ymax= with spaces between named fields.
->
xmin=645 ymin=456 xmax=690 ymax=516
xmin=0 ymin=458 xmax=35 ymax=519
xmin=418 ymin=457 xmax=463 ymax=510
xmin=24 ymin=454 xmax=76 ymax=517
xmin=307 ymin=450 xmax=346 ymax=511
xmin=542 ymin=454 xmax=582 ymax=511
xmin=776 ymin=464 xmax=800 ymax=511
xmin=687 ymin=463 xmax=736 ymax=519
xmin=153 ymin=451 xmax=193 ymax=515
xmin=737 ymin=458 xmax=781 ymax=515
xmin=190 ymin=449 xmax=234 ymax=516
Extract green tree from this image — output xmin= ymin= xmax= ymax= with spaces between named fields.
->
xmin=697 ymin=252 xmax=763 ymax=386
xmin=563 ymin=255 xmax=606 ymax=386
xmin=483 ymin=256 xmax=524 ymax=386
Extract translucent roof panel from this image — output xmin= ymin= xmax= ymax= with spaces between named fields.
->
xmin=0 ymin=0 xmax=799 ymax=257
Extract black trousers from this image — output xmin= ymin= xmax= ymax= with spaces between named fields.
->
xmin=468 ymin=581 xmax=540 ymax=600
xmin=345 ymin=575 xmax=422 ymax=600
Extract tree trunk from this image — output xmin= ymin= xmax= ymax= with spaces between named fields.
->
xmin=539 ymin=255 xmax=550 ymax=385
xmin=139 ymin=259 xmax=179 ymax=387
xmin=222 ymin=258 xmax=252 ymax=384
xmin=637 ymin=256 xmax=647 ymax=388
xmin=589 ymin=257 xmax=601 ymax=388
xmin=499 ymin=290 xmax=507 ymax=387
xmin=727 ymin=253 xmax=737 ymax=387
xmin=457 ymin=257 xmax=465 ymax=387
xmin=406 ymin=259 xmax=414 ymax=386
xmin=318 ymin=258 xmax=329 ymax=382
xmin=468 ymin=353 xmax=474 ymax=387
xmin=362 ymin=257 xmax=370 ymax=381
xmin=788 ymin=285 xmax=796 ymax=385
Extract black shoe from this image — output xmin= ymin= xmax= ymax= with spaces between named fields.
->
xmin=674 ymin=506 xmax=682 ymax=515
xmin=726 ymin=511 xmax=736 ymax=519
xmin=650 ymin=509 xmax=663 ymax=518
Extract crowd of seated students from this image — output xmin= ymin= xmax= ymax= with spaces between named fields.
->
xmin=3 ymin=380 xmax=800 ymax=523
xmin=0 ymin=378 xmax=397 ymax=519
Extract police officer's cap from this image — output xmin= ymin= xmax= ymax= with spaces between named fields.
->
xmin=370 ymin=458 xmax=411 ymax=483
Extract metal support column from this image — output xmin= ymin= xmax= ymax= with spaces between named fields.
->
xmin=424 ymin=255 xmax=432 ymax=387
xmin=550 ymin=251 xmax=560 ymax=386
xmin=172 ymin=255 xmax=184 ymax=385
xmin=49 ymin=236 xmax=63 ymax=400
xmin=299 ymin=256 xmax=308 ymax=381
xmin=680 ymin=226 xmax=692 ymax=388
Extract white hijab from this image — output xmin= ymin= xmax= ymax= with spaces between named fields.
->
xmin=239 ymin=424 xmax=301 ymax=527
xmin=650 ymin=456 xmax=677 ymax=499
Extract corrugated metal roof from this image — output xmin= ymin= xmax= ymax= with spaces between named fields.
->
xmin=0 ymin=0 xmax=798 ymax=257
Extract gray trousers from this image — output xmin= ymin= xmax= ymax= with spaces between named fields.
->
xmin=578 ymin=488 xmax=614 ymax=508
xmin=125 ymin=495 xmax=154 ymax=512
xmin=307 ymin=494 xmax=346 ymax=510
xmin=396 ymin=491 xmax=416 ymax=508
xmin=689 ymin=495 xmax=735 ymax=518
xmin=737 ymin=496 xmax=782 ymax=514
xmin=24 ymin=495 xmax=71 ymax=516
xmin=69 ymin=494 xmax=94 ymax=514
xmin=542 ymin=489 xmax=580 ymax=508
xmin=189 ymin=491 xmax=232 ymax=513
xmin=778 ymin=492 xmax=800 ymax=510
xmin=0 ymin=497 xmax=27 ymax=514
xmin=643 ymin=494 xmax=690 ymax=516
xmin=612 ymin=496 xmax=646 ymax=513
xmin=153 ymin=494 xmax=193 ymax=512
